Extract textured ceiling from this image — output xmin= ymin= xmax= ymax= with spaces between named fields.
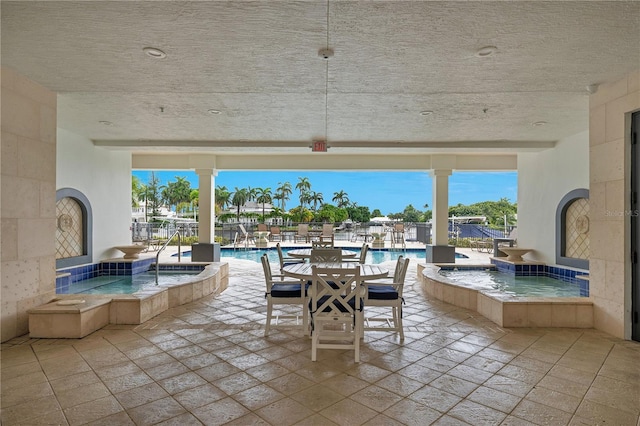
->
xmin=2 ymin=1 xmax=639 ymax=156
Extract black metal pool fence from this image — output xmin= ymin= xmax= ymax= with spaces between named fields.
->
xmin=131 ymin=221 xmax=431 ymax=243
xmin=131 ymin=220 xmax=512 ymax=245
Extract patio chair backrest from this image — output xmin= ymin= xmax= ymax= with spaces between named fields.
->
xmin=257 ymin=223 xmax=268 ymax=232
xmin=358 ymin=243 xmax=369 ymax=264
xmin=313 ymin=240 xmax=333 ymax=249
xmin=310 ymin=248 xmax=342 ymax=263
xmin=311 ymin=265 xmax=361 ymax=316
xmin=322 ymin=223 xmax=334 ymax=236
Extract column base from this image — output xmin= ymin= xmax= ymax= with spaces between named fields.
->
xmin=425 ymin=245 xmax=456 ymax=263
xmin=191 ymin=243 xmax=221 ymax=262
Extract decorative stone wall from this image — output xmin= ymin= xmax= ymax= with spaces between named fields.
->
xmin=1 ymin=67 xmax=57 ymax=342
xmin=589 ymin=69 xmax=640 ymax=339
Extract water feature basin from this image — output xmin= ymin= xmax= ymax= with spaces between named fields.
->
xmin=499 ymin=247 xmax=533 ymax=262
xmin=114 ymin=245 xmax=147 ymax=259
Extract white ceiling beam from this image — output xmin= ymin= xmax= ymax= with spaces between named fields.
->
xmin=132 ymin=153 xmax=516 ymax=171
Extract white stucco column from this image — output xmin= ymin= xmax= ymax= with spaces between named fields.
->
xmin=196 ymin=169 xmax=217 ymax=243
xmin=430 ymin=169 xmax=452 ymax=246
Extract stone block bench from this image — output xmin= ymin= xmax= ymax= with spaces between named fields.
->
xmin=29 ymin=298 xmax=111 ymax=338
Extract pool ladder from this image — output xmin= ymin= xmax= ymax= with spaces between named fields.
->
xmin=155 ymin=230 xmax=182 ymax=285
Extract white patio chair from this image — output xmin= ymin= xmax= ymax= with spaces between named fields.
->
xmin=276 ymin=243 xmax=304 ymax=274
xmin=261 ymin=254 xmax=308 ymax=336
xmin=362 ymin=256 xmax=410 ymax=341
xmin=309 ymin=265 xmax=363 ymax=362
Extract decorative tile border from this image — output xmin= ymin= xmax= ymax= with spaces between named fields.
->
xmin=418 ymin=263 xmax=593 ymax=328
xmin=56 ymin=259 xmax=206 ymax=293
xmin=437 ymin=259 xmax=589 ymax=297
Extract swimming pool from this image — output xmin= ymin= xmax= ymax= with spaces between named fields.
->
xmin=176 ymin=248 xmax=468 ymax=264
xmin=438 ymin=268 xmax=584 ymax=297
xmin=62 ymin=271 xmax=203 ymax=295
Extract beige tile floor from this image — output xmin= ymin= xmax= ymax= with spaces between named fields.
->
xmin=2 ymin=253 xmax=640 ymax=425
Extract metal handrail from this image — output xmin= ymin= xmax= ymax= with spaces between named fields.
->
xmin=156 ymin=230 xmax=181 ymax=285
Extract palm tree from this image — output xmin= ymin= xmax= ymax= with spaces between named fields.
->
xmin=143 ymin=172 xmax=161 ymax=220
xmin=275 ymin=181 xmax=293 ymax=211
xmin=309 ymin=191 xmax=324 ymax=211
xmin=160 ymin=176 xmax=192 ymax=212
xmin=332 ymin=190 xmax=350 ymax=209
xmin=190 ymin=189 xmax=199 ymax=220
xmin=272 ymin=192 xmax=283 ymax=211
xmin=215 ymin=185 xmax=231 ymax=211
xmin=132 ymin=175 xmax=144 ymax=207
xmin=296 ymin=177 xmax=311 ymax=209
xmin=231 ymin=187 xmax=250 ymax=222
xmin=300 ymin=191 xmax=313 ymax=211
xmin=255 ymin=187 xmax=273 ymax=221
xmin=246 ymin=186 xmax=258 ymax=203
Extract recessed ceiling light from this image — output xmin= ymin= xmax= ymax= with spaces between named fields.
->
xmin=208 ymin=109 xmax=221 ymax=115
xmin=98 ymin=120 xmax=113 ymax=126
xmin=143 ymin=47 xmax=166 ymax=59
xmin=532 ymin=121 xmax=548 ymax=127
xmin=586 ymin=84 xmax=599 ymax=94
xmin=420 ymin=110 xmax=433 ymax=116
xmin=475 ymin=46 xmax=497 ymax=57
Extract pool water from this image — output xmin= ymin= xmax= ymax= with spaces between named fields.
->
xmin=65 ymin=271 xmax=202 ymax=295
xmin=178 ymin=248 xmax=467 ymax=264
xmin=439 ymin=269 xmax=583 ymax=297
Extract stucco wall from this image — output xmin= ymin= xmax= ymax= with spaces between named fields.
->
xmin=589 ymin=70 xmax=640 ymax=339
xmin=518 ymin=131 xmax=589 ymax=265
xmin=1 ymin=67 xmax=57 ymax=341
xmin=57 ymin=128 xmax=132 ymax=261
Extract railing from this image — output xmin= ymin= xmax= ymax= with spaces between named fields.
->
xmin=133 ymin=220 xmax=425 ymax=245
xmin=155 ymin=230 xmax=181 ymax=285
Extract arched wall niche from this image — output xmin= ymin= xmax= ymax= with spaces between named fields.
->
xmin=56 ymin=188 xmax=93 ymax=269
xmin=555 ymin=188 xmax=589 ymax=270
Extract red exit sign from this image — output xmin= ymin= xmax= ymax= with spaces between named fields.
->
xmin=312 ymin=140 xmax=327 ymax=152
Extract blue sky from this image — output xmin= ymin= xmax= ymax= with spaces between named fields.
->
xmin=132 ymin=170 xmax=517 ymax=215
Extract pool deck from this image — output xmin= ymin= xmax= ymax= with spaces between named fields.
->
xmin=4 ymin=245 xmax=639 ymax=426
xmin=34 ymin=243 xmax=491 ymax=339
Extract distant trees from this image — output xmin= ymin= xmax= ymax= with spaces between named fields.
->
xmin=132 ymin=175 xmax=144 ymax=208
xmin=316 ymin=204 xmax=348 ymax=223
xmin=136 ymin=172 xmax=162 ymax=222
xmin=448 ymin=198 xmax=517 ymax=228
xmin=132 ymin=174 xmax=517 ymax=227
xmin=346 ymin=206 xmax=371 ymax=223
xmin=161 ymin=176 xmax=191 ymax=213
xmin=289 ymin=206 xmax=314 ymax=223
